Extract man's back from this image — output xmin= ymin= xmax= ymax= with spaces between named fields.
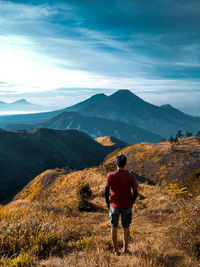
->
xmin=106 ymin=170 xmax=138 ymax=209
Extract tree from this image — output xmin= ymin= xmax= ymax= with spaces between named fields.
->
xmin=176 ymin=130 xmax=184 ymax=139
xmin=169 ymin=136 xmax=175 ymax=144
xmin=196 ymin=131 xmax=200 ymax=137
xmin=185 ymin=130 xmax=192 ymax=138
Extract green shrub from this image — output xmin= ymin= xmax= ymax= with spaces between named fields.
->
xmin=0 ymin=252 xmax=35 ymax=267
xmin=98 ymin=163 xmax=116 ymax=175
xmin=186 ymin=169 xmax=200 ymax=196
xmin=76 ymin=183 xmax=98 ymax=212
xmin=32 ymin=235 xmax=65 ymax=258
xmin=77 ymin=183 xmax=92 ymax=200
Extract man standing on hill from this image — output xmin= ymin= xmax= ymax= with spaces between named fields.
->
xmin=104 ymin=154 xmax=138 ymax=255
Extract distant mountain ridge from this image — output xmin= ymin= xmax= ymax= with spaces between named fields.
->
xmin=6 ymin=111 xmax=162 ymax=144
xmin=1 ymin=90 xmax=200 ymax=140
xmin=0 ymin=98 xmax=32 ymax=106
xmin=0 ymin=98 xmax=47 ymax=115
xmin=79 ymin=90 xmax=200 ymax=137
xmin=0 ymin=94 xmax=108 ymax=127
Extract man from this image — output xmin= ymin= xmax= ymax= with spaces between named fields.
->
xmin=104 ymin=154 xmax=138 ymax=255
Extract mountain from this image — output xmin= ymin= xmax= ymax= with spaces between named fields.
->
xmin=65 ymin=93 xmax=107 ymax=112
xmin=160 ymin=104 xmax=175 ymax=109
xmin=13 ymin=99 xmax=32 ymax=105
xmin=0 ymin=94 xmax=108 ymax=127
xmin=0 ymin=128 xmax=111 ymax=203
xmin=79 ymin=90 xmax=200 ymax=137
xmin=2 ymin=90 xmax=200 ymax=139
xmin=6 ymin=111 xmax=162 ymax=144
xmin=0 ymin=99 xmax=32 ymax=107
xmin=0 ymin=99 xmax=49 ymax=115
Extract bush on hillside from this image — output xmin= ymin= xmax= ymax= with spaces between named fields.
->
xmin=97 ymin=162 xmax=116 ymax=175
xmin=76 ymin=183 xmax=97 ymax=212
xmin=32 ymin=235 xmax=65 ymax=258
xmin=186 ymin=169 xmax=200 ymax=195
xmin=0 ymin=252 xmax=36 ymax=267
xmin=77 ymin=183 xmax=92 ymax=200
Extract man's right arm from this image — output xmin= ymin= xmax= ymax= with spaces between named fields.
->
xmin=104 ymin=186 xmax=110 ymax=209
xmin=105 ymin=174 xmax=111 ymax=209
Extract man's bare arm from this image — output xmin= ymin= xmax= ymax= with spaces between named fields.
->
xmin=132 ymin=189 xmax=138 ymax=206
xmin=104 ymin=186 xmax=110 ymax=209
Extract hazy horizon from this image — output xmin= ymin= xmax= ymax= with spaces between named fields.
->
xmin=0 ymin=89 xmax=200 ymax=117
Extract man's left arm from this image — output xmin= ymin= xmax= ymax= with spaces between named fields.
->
xmin=132 ymin=189 xmax=138 ymax=206
xmin=130 ymin=174 xmax=138 ymax=206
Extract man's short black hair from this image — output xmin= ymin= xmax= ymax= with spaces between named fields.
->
xmin=116 ymin=154 xmax=127 ymax=167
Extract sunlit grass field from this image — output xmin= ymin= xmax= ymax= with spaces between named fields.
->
xmin=0 ymin=164 xmax=199 ymax=266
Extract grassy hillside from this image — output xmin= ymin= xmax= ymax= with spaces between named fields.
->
xmin=0 ymin=128 xmax=110 ymax=203
xmin=95 ymin=136 xmax=128 ymax=149
xmin=0 ymin=167 xmax=199 ymax=266
xmin=105 ymin=137 xmax=200 ymax=191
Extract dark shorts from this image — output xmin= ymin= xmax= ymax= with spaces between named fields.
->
xmin=109 ymin=206 xmax=132 ymax=228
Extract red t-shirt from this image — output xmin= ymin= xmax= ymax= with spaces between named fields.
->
xmin=106 ymin=170 xmax=138 ymax=209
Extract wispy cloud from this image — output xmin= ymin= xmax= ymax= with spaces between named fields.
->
xmin=0 ymin=0 xmax=199 ymax=115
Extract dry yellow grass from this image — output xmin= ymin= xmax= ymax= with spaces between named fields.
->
xmin=104 ymin=137 xmax=200 ymax=188
xmin=96 ymin=136 xmax=117 ymax=146
xmin=95 ymin=136 xmax=128 ymax=151
xmin=0 ymin=166 xmax=200 ymax=266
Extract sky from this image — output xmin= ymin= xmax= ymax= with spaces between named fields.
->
xmin=0 ymin=0 xmax=200 ymax=115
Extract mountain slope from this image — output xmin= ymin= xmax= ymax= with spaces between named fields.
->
xmin=80 ymin=90 xmax=200 ymax=137
xmin=0 ymin=128 xmax=110 ymax=203
xmin=0 ymin=166 xmax=199 ymax=266
xmin=6 ymin=112 xmax=162 ymax=144
xmin=65 ymin=93 xmax=107 ymax=112
xmin=105 ymin=136 xmax=200 ymax=188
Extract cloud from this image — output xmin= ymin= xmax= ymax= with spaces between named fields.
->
xmin=0 ymin=81 xmax=7 ymax=86
xmin=0 ymin=1 xmax=59 ymax=20
xmin=0 ymin=0 xmax=199 ymax=115
xmin=1 ymin=0 xmax=200 ymax=79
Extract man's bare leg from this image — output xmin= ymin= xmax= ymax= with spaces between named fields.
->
xmin=111 ymin=227 xmax=119 ymax=254
xmin=121 ymin=227 xmax=130 ymax=253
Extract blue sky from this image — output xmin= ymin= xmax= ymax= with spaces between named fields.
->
xmin=0 ymin=0 xmax=200 ymax=114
